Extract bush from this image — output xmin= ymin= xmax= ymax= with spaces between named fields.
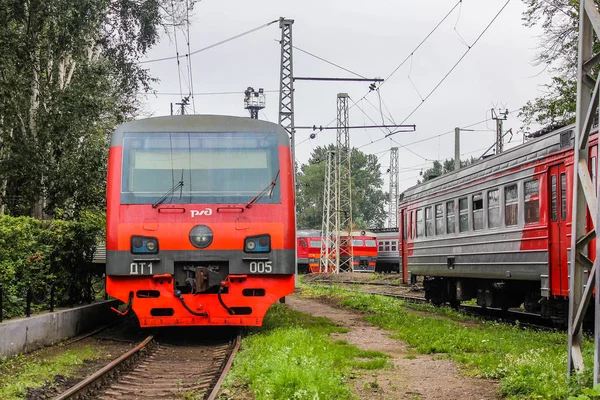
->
xmin=0 ymin=209 xmax=105 ymax=319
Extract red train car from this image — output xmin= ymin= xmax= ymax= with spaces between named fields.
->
xmin=345 ymin=230 xmax=378 ymax=272
xmin=297 ymin=229 xmax=322 ymax=273
xmin=398 ymin=125 xmax=596 ymax=322
xmin=105 ymin=115 xmax=295 ymax=327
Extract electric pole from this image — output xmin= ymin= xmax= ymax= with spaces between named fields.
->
xmin=336 ymin=93 xmax=353 ymax=272
xmin=568 ymin=0 xmax=600 ymax=383
xmin=320 ymin=150 xmax=337 ymax=273
xmin=388 ymin=147 xmax=399 ymax=228
xmin=491 ymin=108 xmax=508 ymax=154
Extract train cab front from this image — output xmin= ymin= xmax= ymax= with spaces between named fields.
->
xmin=105 ymin=116 xmax=296 ymax=327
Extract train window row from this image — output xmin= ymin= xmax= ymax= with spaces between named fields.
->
xmin=378 ymin=240 xmax=398 ymax=252
xmin=352 ymin=239 xmax=377 ymax=247
xmin=406 ymin=177 xmax=541 ymax=240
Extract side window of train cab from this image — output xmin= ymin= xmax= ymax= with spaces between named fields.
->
xmin=524 ymin=179 xmax=540 ymax=224
xmin=416 ymin=209 xmax=424 ymax=238
xmin=446 ymin=200 xmax=455 ymax=234
xmin=472 ymin=193 xmax=483 ymax=231
xmin=505 ymin=184 xmax=518 ymax=226
xmin=425 ymin=207 xmax=433 ymax=237
xmin=459 ymin=197 xmax=468 ymax=232
xmin=488 ymin=189 xmax=500 ymax=229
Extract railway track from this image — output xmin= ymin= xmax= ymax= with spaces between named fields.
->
xmin=307 ymin=279 xmax=557 ymax=331
xmin=55 ymin=331 xmax=241 ymax=400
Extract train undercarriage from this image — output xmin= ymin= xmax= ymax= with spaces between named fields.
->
xmin=422 ymin=276 xmax=574 ymax=325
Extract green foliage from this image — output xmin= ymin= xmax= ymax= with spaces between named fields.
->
xmin=224 ymin=303 xmax=388 ymax=400
xmin=0 ymin=210 xmax=105 ymax=319
xmin=0 ymin=0 xmax=185 ymax=217
xmin=519 ymin=1 xmax=600 ymax=130
xmin=418 ymin=157 xmax=477 ymax=183
xmin=302 ymin=284 xmax=595 ymax=400
xmin=0 ymin=346 xmax=100 ymax=399
xmin=296 ymin=144 xmax=388 ymax=229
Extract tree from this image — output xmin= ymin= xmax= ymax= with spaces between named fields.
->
xmin=0 ymin=0 xmax=192 ymax=218
xmin=296 ymin=145 xmax=387 ymax=229
xmin=519 ymin=1 xmax=594 ymax=131
xmin=418 ymin=157 xmax=477 ymax=183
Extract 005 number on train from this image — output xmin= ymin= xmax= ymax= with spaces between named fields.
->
xmin=249 ymin=261 xmax=272 ymax=273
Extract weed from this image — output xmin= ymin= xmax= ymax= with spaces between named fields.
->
xmin=302 ymin=284 xmax=593 ymax=400
xmin=224 ymin=303 xmax=388 ymax=399
xmin=0 ymin=346 xmax=99 ymax=400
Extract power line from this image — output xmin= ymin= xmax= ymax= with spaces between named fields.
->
xmin=140 ymin=19 xmax=279 ymax=64
xmin=292 ymin=46 xmax=368 ymax=79
xmin=143 ymin=90 xmax=278 ymax=96
xmin=399 ymin=0 xmax=511 ymax=125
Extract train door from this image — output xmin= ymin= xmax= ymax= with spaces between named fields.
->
xmin=400 ymin=209 xmax=408 ymax=283
xmin=548 ymin=164 xmax=569 ymax=296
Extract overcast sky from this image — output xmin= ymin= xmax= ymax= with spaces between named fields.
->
xmin=139 ymin=0 xmax=550 ymax=196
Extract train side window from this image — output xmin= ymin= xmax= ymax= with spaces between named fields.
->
xmin=391 ymin=241 xmax=397 ymax=251
xmin=425 ymin=207 xmax=433 ymax=237
xmin=459 ymin=198 xmax=468 ymax=232
xmin=385 ymin=242 xmax=390 ymax=251
xmin=435 ymin=204 xmax=444 ymax=235
xmin=472 ymin=193 xmax=483 ymax=231
xmin=403 ymin=213 xmax=407 ymax=240
xmin=524 ymin=179 xmax=540 ymax=224
xmin=561 ymin=173 xmax=567 ymax=220
xmin=446 ymin=200 xmax=455 ymax=234
xmin=488 ymin=189 xmax=500 ymax=229
xmin=379 ymin=241 xmax=384 ymax=251
xmin=410 ymin=211 xmax=415 ymax=239
xmin=505 ymin=184 xmax=518 ymax=226
xmin=416 ymin=209 xmax=423 ymax=238
xmin=551 ymin=175 xmax=557 ymax=222
xmin=300 ymin=239 xmax=307 ymax=248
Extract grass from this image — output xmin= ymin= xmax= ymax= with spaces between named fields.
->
xmin=0 ymin=346 xmax=100 ymax=399
xmin=222 ymin=303 xmax=389 ymax=400
xmin=301 ymin=284 xmax=595 ymax=400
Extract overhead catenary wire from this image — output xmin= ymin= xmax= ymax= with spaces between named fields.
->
xmin=293 ymin=46 xmax=368 ymax=79
xmin=140 ymin=19 xmax=279 ymax=64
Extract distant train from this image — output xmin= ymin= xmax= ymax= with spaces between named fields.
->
xmin=297 ymin=229 xmax=378 ymax=273
xmin=371 ymin=228 xmax=401 ymax=274
xmin=105 ymin=115 xmax=296 ymax=327
xmin=398 ymin=124 xmax=596 ymax=322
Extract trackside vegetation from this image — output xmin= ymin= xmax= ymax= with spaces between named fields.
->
xmin=222 ymin=303 xmax=389 ymax=399
xmin=0 ymin=346 xmax=100 ymax=399
xmin=302 ymin=284 xmax=595 ymax=400
xmin=0 ymin=212 xmax=104 ymax=319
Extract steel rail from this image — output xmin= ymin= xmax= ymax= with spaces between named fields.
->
xmin=207 ymin=334 xmax=242 ymax=400
xmin=53 ymin=335 xmax=154 ymax=400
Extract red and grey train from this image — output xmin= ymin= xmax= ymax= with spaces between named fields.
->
xmin=105 ymin=115 xmax=295 ymax=327
xmin=398 ymin=124 xmax=597 ymax=322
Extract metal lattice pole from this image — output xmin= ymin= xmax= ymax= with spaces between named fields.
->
xmin=278 ymin=17 xmax=297 ymax=281
xmin=278 ymin=18 xmax=295 ymax=157
xmin=568 ymin=0 xmax=600 ymax=383
xmin=336 ymin=93 xmax=353 ymax=272
xmin=320 ymin=150 xmax=337 ymax=273
xmin=388 ymin=147 xmax=399 ymax=228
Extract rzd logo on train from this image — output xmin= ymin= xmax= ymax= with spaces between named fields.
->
xmin=190 ymin=208 xmax=213 ymax=218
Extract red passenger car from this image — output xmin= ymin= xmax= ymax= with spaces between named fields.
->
xmin=105 ymin=115 xmax=295 ymax=327
xmin=398 ymin=125 xmax=596 ymax=322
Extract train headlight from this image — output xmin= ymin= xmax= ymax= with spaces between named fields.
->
xmin=190 ymin=225 xmax=213 ymax=248
xmin=244 ymin=234 xmax=271 ymax=253
xmin=131 ymin=236 xmax=159 ymax=254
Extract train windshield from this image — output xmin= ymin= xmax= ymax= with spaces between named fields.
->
xmin=120 ymin=132 xmax=280 ymax=205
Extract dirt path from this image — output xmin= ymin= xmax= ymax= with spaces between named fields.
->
xmin=285 ymin=294 xmax=501 ymax=400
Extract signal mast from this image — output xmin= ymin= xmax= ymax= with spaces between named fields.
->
xmin=244 ymin=87 xmax=265 ymax=119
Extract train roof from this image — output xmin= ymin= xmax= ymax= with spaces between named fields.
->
xmin=399 ymin=124 xmax=580 ymax=204
xmin=297 ymin=230 xmax=322 ymax=237
xmin=111 ymin=115 xmax=290 ymax=147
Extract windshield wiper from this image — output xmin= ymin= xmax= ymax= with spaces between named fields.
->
xmin=152 ymin=180 xmax=184 ymax=208
xmin=245 ymin=170 xmax=280 ymax=209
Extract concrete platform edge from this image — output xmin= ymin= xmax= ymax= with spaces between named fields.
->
xmin=0 ymin=299 xmax=121 ymax=358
